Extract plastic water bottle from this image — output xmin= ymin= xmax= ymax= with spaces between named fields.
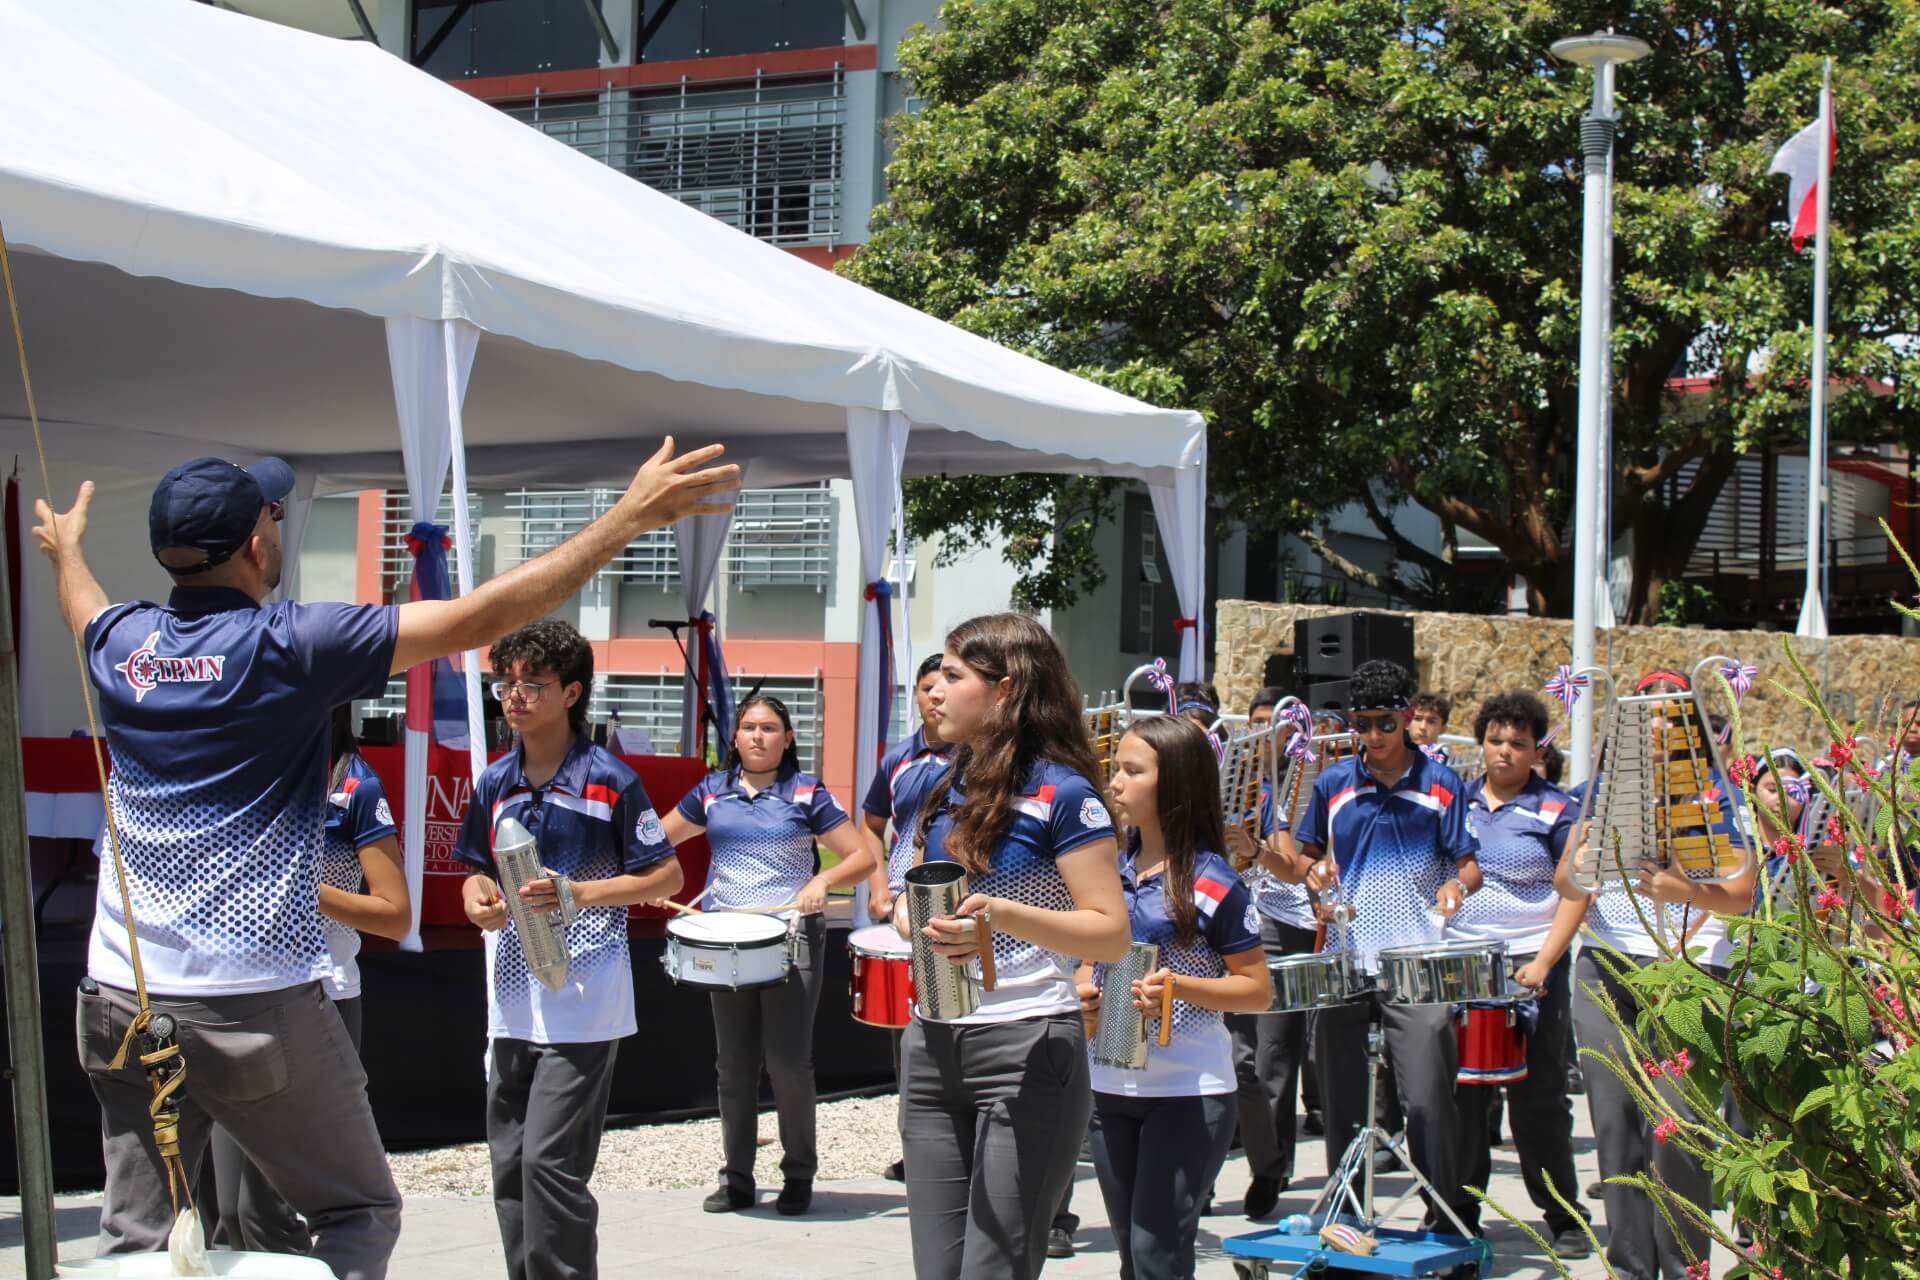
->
xmin=1278 ymin=1213 xmax=1316 ymax=1235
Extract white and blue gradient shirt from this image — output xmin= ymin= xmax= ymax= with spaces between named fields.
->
xmin=922 ymin=759 xmax=1116 ymax=1024
xmin=1451 ymin=774 xmax=1576 ymax=956
xmin=84 ymin=588 xmax=397 ymax=996
xmin=1297 ymin=750 xmax=1478 ymax=973
xmin=1254 ymin=781 xmax=1315 ymax=929
xmin=319 ymin=755 xmax=397 ymax=1002
xmin=862 ymin=729 xmax=954 ymax=893
xmin=455 ymin=736 xmax=675 ymax=1044
xmin=677 ymin=765 xmax=851 ymax=912
xmin=1091 ymin=848 xmax=1263 ymax=1098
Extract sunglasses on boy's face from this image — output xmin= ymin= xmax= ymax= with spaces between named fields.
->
xmin=1351 ymin=713 xmax=1401 ymax=735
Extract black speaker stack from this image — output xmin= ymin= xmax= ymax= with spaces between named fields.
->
xmin=1291 ymin=612 xmax=1416 ymax=714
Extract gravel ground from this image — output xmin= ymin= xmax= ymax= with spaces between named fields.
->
xmin=387 ymin=1094 xmax=904 ymax=1199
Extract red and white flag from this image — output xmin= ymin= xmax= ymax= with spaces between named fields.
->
xmin=1768 ymin=80 xmax=1836 ymax=253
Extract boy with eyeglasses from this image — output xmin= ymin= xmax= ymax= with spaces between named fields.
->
xmin=455 ymin=619 xmax=684 ymax=1280
xmin=1277 ymin=659 xmax=1483 ymax=1244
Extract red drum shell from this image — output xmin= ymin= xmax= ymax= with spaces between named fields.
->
xmin=1456 ymin=1004 xmax=1528 ymax=1085
xmin=848 ymin=926 xmax=914 ymax=1030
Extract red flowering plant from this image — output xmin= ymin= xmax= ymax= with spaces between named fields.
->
xmin=1550 ymin=622 xmax=1920 ymax=1278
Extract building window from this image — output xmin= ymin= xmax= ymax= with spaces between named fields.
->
xmin=726 ymin=484 xmax=834 ymax=589
xmin=506 ymin=489 xmax=680 ymax=586
xmin=595 ymin=673 xmax=825 ymax=771
xmin=638 ymin=0 xmax=844 ymax=63
xmin=412 ymin=0 xmax=602 ymax=80
xmin=382 ymin=492 xmax=481 ymax=601
xmin=1139 ymin=521 xmax=1160 ymax=641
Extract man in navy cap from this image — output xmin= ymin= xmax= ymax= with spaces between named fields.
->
xmin=34 ymin=440 xmax=735 ymax=1279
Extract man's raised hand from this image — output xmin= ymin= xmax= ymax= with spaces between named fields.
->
xmin=616 ymin=438 xmax=739 ymax=534
xmin=32 ymin=481 xmax=93 ymax=562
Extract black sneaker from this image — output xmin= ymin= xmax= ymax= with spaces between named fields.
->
xmin=703 ymin=1184 xmax=752 ymax=1213
xmin=1046 ymin=1228 xmax=1075 ymax=1259
xmin=1371 ymin=1147 xmax=1403 ymax=1174
xmin=1243 ymin=1175 xmax=1283 ymax=1220
xmin=884 ymin=1160 xmax=906 ymax=1183
xmin=1550 ymin=1227 xmax=1594 ymax=1259
xmin=775 ymin=1180 xmax=813 ymax=1216
xmin=1302 ymin=1110 xmax=1325 ymax=1135
xmin=1585 ymin=1180 xmax=1604 ymax=1199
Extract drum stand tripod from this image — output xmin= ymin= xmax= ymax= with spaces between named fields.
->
xmin=1307 ymin=999 xmax=1479 ymax=1245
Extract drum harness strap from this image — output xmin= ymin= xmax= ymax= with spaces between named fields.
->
xmin=0 ymin=218 xmax=199 ymax=1227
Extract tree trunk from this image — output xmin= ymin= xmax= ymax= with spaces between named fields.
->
xmin=1626 ymin=450 xmax=1739 ymax=623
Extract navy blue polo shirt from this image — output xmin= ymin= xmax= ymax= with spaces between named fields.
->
xmin=676 ymin=764 xmax=850 ymax=911
xmin=922 ymin=758 xmax=1116 ymax=1023
xmin=319 ymin=754 xmax=397 ymax=1001
xmin=455 ymin=735 xmax=675 ymax=1043
xmin=1297 ymin=749 xmax=1478 ymax=971
xmin=1451 ymin=774 xmax=1575 ymax=954
xmin=862 ymin=728 xmax=954 ymax=893
xmin=84 ymin=586 xmax=396 ymax=996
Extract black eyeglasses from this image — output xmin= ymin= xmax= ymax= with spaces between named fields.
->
xmin=1352 ymin=714 xmax=1401 ymax=735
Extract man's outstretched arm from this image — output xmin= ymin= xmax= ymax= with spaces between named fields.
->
xmin=33 ymin=481 xmax=109 ymax=637
xmin=391 ymin=436 xmax=738 ymax=675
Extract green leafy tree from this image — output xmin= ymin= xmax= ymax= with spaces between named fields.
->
xmin=844 ymin=0 xmax=1920 ymax=619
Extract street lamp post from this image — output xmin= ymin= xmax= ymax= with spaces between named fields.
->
xmin=1551 ymin=31 xmax=1650 ymax=787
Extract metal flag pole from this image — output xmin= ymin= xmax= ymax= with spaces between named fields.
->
xmin=1796 ymin=59 xmax=1834 ymax=639
xmin=1552 ymin=30 xmax=1651 ymax=786
xmin=0 ymin=519 xmax=57 ymax=1278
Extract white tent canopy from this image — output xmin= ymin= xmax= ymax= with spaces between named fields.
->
xmin=0 ymin=0 xmax=1209 ymax=939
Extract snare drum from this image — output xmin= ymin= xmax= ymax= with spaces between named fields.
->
xmin=1374 ymin=939 xmax=1508 ymax=1006
xmin=662 ymin=913 xmax=793 ymax=991
xmin=1456 ymin=1004 xmax=1529 ymax=1085
xmin=1266 ymin=952 xmax=1365 ymax=1012
xmin=848 ymin=925 xmax=913 ymax=1029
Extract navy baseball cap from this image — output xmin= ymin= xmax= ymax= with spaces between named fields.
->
xmin=149 ymin=456 xmax=295 ymax=574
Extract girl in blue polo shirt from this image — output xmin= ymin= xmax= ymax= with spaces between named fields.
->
xmin=894 ymin=612 xmax=1131 ymax=1280
xmin=1088 ymin=715 xmax=1271 ymax=1280
xmin=657 ymin=694 xmax=872 ymax=1218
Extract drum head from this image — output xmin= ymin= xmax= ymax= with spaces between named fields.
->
xmin=848 ymin=924 xmax=912 ymax=956
xmin=668 ymin=913 xmax=789 ymax=944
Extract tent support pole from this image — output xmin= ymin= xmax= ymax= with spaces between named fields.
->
xmin=0 ymin=533 xmax=57 ymax=1279
xmin=342 ymin=0 xmax=377 ymax=43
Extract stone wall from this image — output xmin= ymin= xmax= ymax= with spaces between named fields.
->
xmin=1213 ymin=601 xmax=1920 ymax=754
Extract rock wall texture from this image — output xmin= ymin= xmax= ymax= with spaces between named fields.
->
xmin=1214 ymin=602 xmax=1920 ymax=755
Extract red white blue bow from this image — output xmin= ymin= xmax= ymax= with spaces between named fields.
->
xmin=1716 ymin=661 xmax=1758 ymax=743
xmin=1146 ymin=657 xmax=1175 ymax=698
xmin=1277 ymin=703 xmax=1316 ymax=763
xmin=1543 ymin=665 xmax=1588 ymax=710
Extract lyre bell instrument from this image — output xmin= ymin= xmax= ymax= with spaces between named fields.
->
xmin=1086 ymin=663 xmax=1174 ymax=786
xmin=1276 ymin=722 xmax=1360 ymax=836
xmin=1435 ymin=733 xmax=1484 ymax=781
xmin=1219 ymin=720 xmax=1282 ymax=851
xmin=1572 ymin=656 xmax=1754 ymax=894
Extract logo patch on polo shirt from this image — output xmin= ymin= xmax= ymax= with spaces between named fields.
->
xmin=113 ymin=631 xmax=226 ymax=703
xmin=374 ymin=798 xmax=394 ymax=826
xmin=636 ymin=808 xmax=667 ymax=846
xmin=1079 ymin=797 xmax=1108 ymax=830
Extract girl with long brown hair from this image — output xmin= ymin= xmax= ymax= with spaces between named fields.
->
xmin=895 ymin=613 xmax=1130 ymax=1280
xmin=1086 ymin=715 xmax=1272 ymax=1280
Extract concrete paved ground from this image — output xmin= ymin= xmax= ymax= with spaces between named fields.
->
xmin=0 ymin=1102 xmax=1741 ymax=1278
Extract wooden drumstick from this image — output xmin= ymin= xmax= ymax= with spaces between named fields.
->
xmin=1157 ymin=974 xmax=1175 ymax=1047
xmin=973 ymin=912 xmax=997 ymax=992
xmin=659 ymin=899 xmax=704 ymax=917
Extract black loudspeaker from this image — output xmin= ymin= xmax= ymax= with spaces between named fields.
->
xmin=1261 ymin=653 xmax=1298 ymax=693
xmin=1294 ymin=612 xmax=1415 ymax=681
xmin=1304 ymin=679 xmax=1351 ymax=715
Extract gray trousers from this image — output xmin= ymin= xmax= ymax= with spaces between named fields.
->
xmin=1091 ymin=1092 xmax=1237 ymax=1280
xmin=1574 ymin=950 xmax=1712 ymax=1279
xmin=901 ymin=1012 xmax=1091 ymax=1280
xmin=1454 ymin=953 xmax=1586 ymax=1236
xmin=1314 ymin=992 xmax=1469 ymax=1222
xmin=1227 ymin=917 xmax=1316 ymax=1182
xmin=487 ymin=1037 xmax=620 ymax=1280
xmin=200 ymin=997 xmax=366 ymax=1254
xmin=78 ymin=979 xmax=400 ymax=1280
xmin=710 ymin=913 xmax=826 ymax=1188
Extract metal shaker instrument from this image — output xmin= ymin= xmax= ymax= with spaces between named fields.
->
xmin=903 ymin=861 xmax=996 ymax=1021
xmin=493 ymin=815 xmax=572 ymax=992
xmin=1090 ymin=941 xmax=1163 ymax=1070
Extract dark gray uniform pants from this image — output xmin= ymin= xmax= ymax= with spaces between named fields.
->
xmin=1454 ymin=953 xmax=1586 ymax=1236
xmin=1227 ymin=917 xmax=1316 ymax=1182
xmin=1574 ymin=950 xmax=1712 ymax=1279
xmin=711 ymin=913 xmax=826 ymax=1189
xmin=901 ymin=1012 xmax=1091 ymax=1280
xmin=487 ymin=1037 xmax=620 ymax=1280
xmin=1091 ymin=1092 xmax=1237 ymax=1280
xmin=79 ymin=980 xmax=400 ymax=1280
xmin=199 ymin=997 xmax=366 ymax=1254
xmin=1314 ymin=991 xmax=1469 ymax=1223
